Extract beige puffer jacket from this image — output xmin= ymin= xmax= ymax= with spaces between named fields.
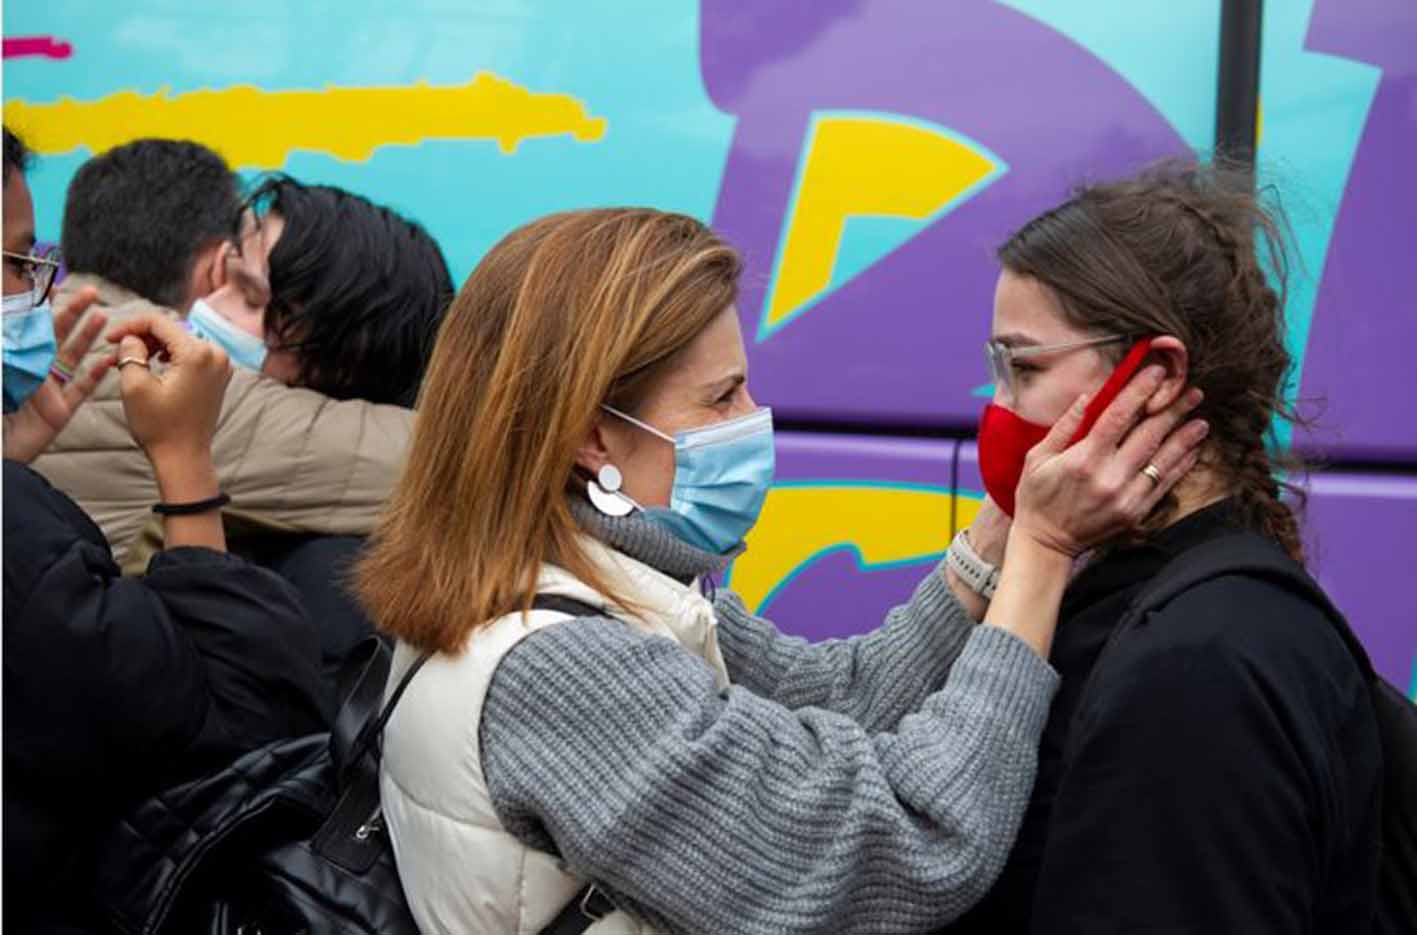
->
xmin=32 ymin=274 xmax=415 ymax=572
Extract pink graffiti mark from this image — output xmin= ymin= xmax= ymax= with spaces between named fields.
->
xmin=2 ymin=36 xmax=74 ymax=60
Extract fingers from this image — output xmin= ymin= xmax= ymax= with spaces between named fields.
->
xmin=1031 ymin=392 xmax=1091 ymax=458
xmin=1130 ymin=417 xmax=1210 ymax=512
xmin=117 ymin=334 xmax=154 ymax=399
xmin=1139 ymin=422 xmax=1207 ymax=510
xmin=1084 ymin=365 xmax=1167 ymax=451
xmin=63 ymin=352 xmax=116 ymax=410
xmin=107 ymin=313 xmax=198 ymax=362
xmin=1115 ymin=386 xmax=1205 ymax=474
xmin=50 ymin=286 xmax=98 ymax=346
xmin=107 ymin=312 xmax=188 ymax=344
xmin=54 ymin=307 xmax=108 ymax=378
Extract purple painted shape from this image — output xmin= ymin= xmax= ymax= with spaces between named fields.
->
xmin=774 ymin=430 xmax=956 ymax=483
xmin=758 ymin=552 xmax=939 ymax=642
xmin=961 ymin=443 xmax=1414 ymax=688
xmin=1303 ymin=473 xmax=1417 ymax=691
xmin=725 ymin=431 xmax=960 ymax=641
xmin=701 ymin=0 xmax=1189 ymax=426
xmin=1298 ymin=0 xmax=1417 ymax=459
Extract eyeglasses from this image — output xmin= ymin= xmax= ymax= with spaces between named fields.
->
xmin=3 ymin=245 xmax=62 ymax=305
xmin=985 ymin=333 xmax=1132 ymax=401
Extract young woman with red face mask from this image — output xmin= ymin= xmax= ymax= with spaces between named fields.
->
xmin=950 ymin=161 xmax=1382 ymax=934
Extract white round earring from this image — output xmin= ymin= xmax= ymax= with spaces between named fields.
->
xmin=587 ymin=464 xmax=636 ymax=517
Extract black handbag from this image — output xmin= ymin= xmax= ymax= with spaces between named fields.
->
xmin=97 ymin=595 xmax=615 ymax=935
xmin=95 ymin=635 xmax=423 ymax=935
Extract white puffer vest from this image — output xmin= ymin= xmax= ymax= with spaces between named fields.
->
xmin=380 ymin=536 xmax=730 ymax=935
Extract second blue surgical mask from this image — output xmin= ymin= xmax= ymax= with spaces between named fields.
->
xmin=3 ymin=289 xmax=57 ymax=413
xmin=187 ymin=298 xmax=268 ymax=372
xmin=602 ymin=405 xmax=775 ymax=555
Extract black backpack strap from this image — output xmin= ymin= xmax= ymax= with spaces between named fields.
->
xmin=343 ymin=594 xmax=602 ymax=776
xmin=330 ymin=636 xmax=393 ymax=780
xmin=530 ymin=593 xmax=604 ymax=620
xmin=316 ymin=645 xmax=435 ymax=872
xmin=320 ymin=594 xmax=611 ymax=911
xmin=1066 ymin=531 xmax=1375 ymax=759
xmin=1127 ymin=532 xmax=1374 ymax=677
xmin=540 ymin=885 xmax=618 ymax=935
xmin=334 ymin=644 xmax=434 ymax=783
xmin=371 ymin=650 xmax=434 ymax=740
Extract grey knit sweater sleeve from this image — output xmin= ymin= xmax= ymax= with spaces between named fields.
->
xmin=714 ymin=561 xmax=974 ymax=731
xmin=481 ymin=618 xmax=1059 ymax=935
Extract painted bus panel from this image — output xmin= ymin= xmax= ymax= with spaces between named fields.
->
xmin=4 ymin=0 xmax=1412 ymax=692
xmin=1295 ymin=0 xmax=1417 ymax=460
xmin=1302 ymin=472 xmax=1417 ymax=693
xmin=725 ymin=432 xmax=966 ymax=641
xmin=705 ymin=1 xmax=1189 ymax=427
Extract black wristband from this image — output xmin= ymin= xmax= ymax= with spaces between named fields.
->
xmin=152 ymin=492 xmax=231 ymax=516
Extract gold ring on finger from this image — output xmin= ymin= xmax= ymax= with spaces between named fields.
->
xmin=1141 ymin=463 xmax=1162 ymax=486
xmin=116 ymin=357 xmax=150 ymax=371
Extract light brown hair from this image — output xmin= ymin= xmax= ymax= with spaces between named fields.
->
xmin=355 ymin=208 xmax=741 ymax=653
xmin=999 ymin=159 xmax=1308 ymax=561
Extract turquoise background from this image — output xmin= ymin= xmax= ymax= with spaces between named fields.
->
xmin=5 ymin=0 xmax=737 ymax=286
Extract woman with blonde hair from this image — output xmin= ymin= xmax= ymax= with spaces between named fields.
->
xmin=357 ymin=208 xmax=1205 ymax=935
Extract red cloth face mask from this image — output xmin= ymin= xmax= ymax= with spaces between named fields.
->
xmin=978 ymin=338 xmax=1155 ymax=517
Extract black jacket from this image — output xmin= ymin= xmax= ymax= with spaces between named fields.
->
xmin=2 ymin=461 xmax=328 ymax=934
xmin=953 ymin=500 xmax=1381 ymax=934
xmin=232 ymin=531 xmax=377 ymax=687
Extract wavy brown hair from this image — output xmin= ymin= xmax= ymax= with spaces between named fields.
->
xmin=999 ymin=160 xmax=1308 ymax=562
xmin=355 ymin=208 xmax=741 ymax=654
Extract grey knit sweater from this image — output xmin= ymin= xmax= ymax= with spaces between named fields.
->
xmin=480 ymin=503 xmax=1060 ymax=935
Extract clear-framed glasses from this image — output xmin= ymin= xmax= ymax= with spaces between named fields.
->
xmin=985 ymin=333 xmax=1132 ymax=401
xmin=3 ymin=244 xmax=62 ymax=305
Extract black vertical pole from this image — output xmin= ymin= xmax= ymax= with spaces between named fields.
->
xmin=1215 ymin=0 xmax=1264 ymax=180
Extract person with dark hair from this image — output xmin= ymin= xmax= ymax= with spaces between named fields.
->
xmin=31 ymin=141 xmax=416 ymax=595
xmin=948 ymin=161 xmax=1381 ymax=934
xmin=4 ymin=313 xmax=326 ymax=934
xmin=59 ymin=138 xmax=239 ymax=311
xmin=160 ymin=176 xmax=454 ymax=681
xmin=3 ymin=126 xmax=33 ymax=183
xmin=247 ymin=175 xmax=454 ymax=407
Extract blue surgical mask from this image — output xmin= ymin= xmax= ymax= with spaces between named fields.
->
xmin=187 ymin=297 xmax=268 ymax=371
xmin=603 ymin=405 xmax=775 ymax=554
xmin=3 ymin=289 xmax=57 ymax=413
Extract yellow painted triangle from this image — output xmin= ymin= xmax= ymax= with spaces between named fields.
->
xmin=762 ymin=114 xmax=1001 ymax=337
xmin=729 ymin=483 xmax=981 ymax=613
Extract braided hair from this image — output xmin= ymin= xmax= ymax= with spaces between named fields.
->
xmin=998 ymin=160 xmax=1308 ymax=562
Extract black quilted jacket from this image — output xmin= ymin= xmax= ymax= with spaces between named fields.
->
xmin=2 ymin=461 xmax=328 ymax=933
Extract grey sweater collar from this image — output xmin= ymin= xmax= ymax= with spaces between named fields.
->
xmin=568 ymin=495 xmax=737 ymax=584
